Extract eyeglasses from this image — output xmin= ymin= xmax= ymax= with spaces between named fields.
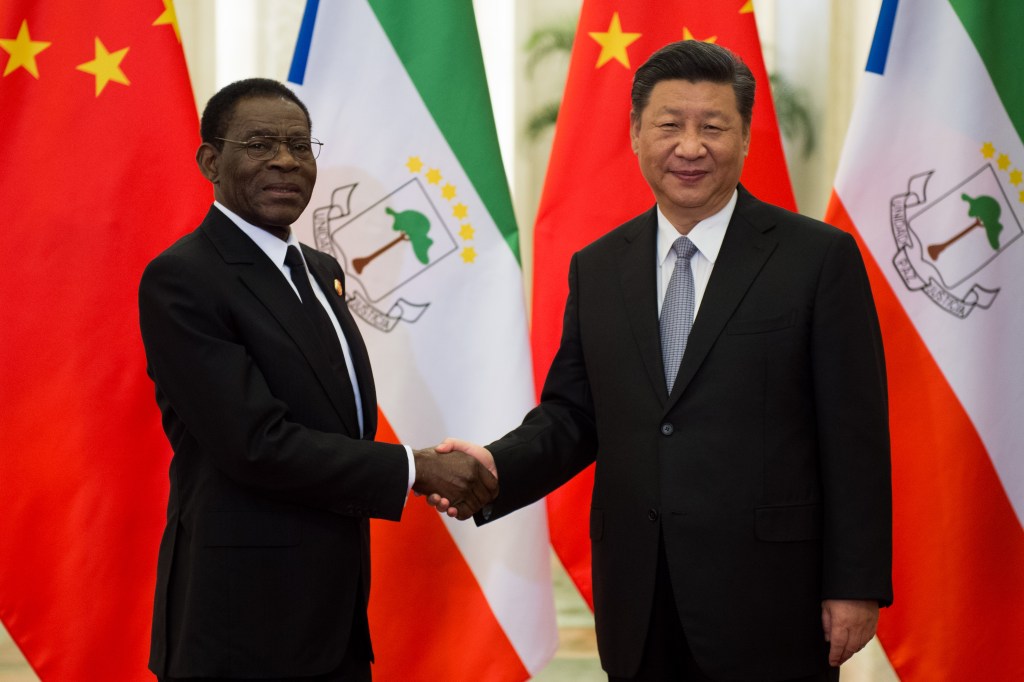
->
xmin=215 ymin=136 xmax=323 ymax=161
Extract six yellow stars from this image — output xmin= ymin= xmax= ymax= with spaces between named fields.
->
xmin=0 ymin=20 xmax=51 ymax=78
xmin=76 ymin=37 xmax=130 ymax=96
xmin=408 ymin=158 xmax=476 ymax=264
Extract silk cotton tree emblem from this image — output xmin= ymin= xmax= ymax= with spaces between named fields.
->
xmin=889 ymin=159 xmax=1021 ymax=319
xmin=310 ymin=174 xmax=459 ymax=333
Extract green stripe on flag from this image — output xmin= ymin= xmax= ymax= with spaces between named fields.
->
xmin=367 ymin=0 xmax=521 ymax=262
xmin=948 ymin=0 xmax=1024 ymax=144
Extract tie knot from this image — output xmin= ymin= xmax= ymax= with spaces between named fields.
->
xmin=672 ymin=236 xmax=698 ymax=261
xmin=284 ymin=245 xmax=304 ymax=269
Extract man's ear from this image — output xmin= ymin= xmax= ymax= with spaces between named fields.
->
xmin=629 ymin=112 xmax=640 ymax=155
xmin=196 ymin=143 xmax=219 ymax=184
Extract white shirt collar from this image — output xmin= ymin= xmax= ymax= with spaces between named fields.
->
xmin=656 ymin=189 xmax=737 ymax=266
xmin=213 ymin=201 xmax=300 ymax=268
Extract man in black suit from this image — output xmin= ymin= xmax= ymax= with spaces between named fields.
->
xmin=139 ymin=78 xmax=496 ymax=681
xmin=437 ymin=41 xmax=892 ymax=681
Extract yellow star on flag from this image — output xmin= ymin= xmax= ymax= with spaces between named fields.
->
xmin=461 ymin=247 xmax=477 ymax=263
xmin=153 ymin=0 xmax=183 ymax=43
xmin=459 ymin=224 xmax=475 ymax=240
xmin=1019 ymin=190 xmax=1024 ymax=204
xmin=997 ymin=153 xmax=1011 ymax=171
xmin=406 ymin=156 xmax=424 ymax=173
xmin=453 ymin=203 xmax=468 ymax=220
xmin=980 ymin=142 xmax=995 ymax=158
xmin=740 ymin=1 xmax=754 ymax=13
xmin=683 ymin=28 xmax=718 ymax=44
xmin=425 ymin=168 xmax=442 ymax=184
xmin=589 ymin=12 xmax=641 ymax=69
xmin=1010 ymin=169 xmax=1022 ymax=186
xmin=441 ymin=183 xmax=457 ymax=200
xmin=76 ymin=37 xmax=130 ymax=96
xmin=0 ymin=20 xmax=52 ymax=79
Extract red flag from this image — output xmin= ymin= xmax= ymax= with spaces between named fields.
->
xmin=532 ymin=1 xmax=795 ymax=607
xmin=0 ymin=2 xmax=209 ymax=679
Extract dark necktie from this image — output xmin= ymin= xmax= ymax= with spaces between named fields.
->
xmin=660 ymin=236 xmax=698 ymax=393
xmin=284 ymin=245 xmax=351 ymax=384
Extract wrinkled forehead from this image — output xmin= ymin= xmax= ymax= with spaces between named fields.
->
xmin=226 ymin=96 xmax=311 ymax=138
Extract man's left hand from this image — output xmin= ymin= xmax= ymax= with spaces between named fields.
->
xmin=821 ymin=599 xmax=879 ymax=667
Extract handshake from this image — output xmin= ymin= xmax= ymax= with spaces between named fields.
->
xmin=412 ymin=439 xmax=495 ymax=521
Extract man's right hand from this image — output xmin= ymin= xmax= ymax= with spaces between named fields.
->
xmin=412 ymin=446 xmax=497 ymax=521
xmin=427 ymin=438 xmax=496 ymax=519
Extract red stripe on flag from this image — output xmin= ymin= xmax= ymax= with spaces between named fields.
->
xmin=827 ymin=192 xmax=1024 ymax=680
xmin=369 ymin=410 xmax=530 ymax=681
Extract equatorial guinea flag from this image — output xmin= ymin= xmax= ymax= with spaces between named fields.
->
xmin=825 ymin=0 xmax=1024 ymax=679
xmin=0 ymin=0 xmax=209 ymax=679
xmin=287 ymin=1 xmax=557 ymax=679
xmin=532 ymin=0 xmax=796 ymax=608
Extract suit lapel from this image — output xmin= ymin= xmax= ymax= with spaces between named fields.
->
xmin=619 ymin=209 xmax=669 ymax=406
xmin=201 ymin=210 xmax=362 ymax=435
xmin=304 ymin=247 xmax=379 ymax=440
xmin=666 ymin=188 xmax=778 ymax=410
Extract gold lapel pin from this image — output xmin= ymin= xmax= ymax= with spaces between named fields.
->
xmin=334 ymin=278 xmax=344 ymax=296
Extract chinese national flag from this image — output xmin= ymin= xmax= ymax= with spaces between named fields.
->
xmin=532 ymin=1 xmax=795 ymax=607
xmin=0 ymin=1 xmax=209 ymax=679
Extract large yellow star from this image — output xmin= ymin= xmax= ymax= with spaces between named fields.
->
xmin=153 ymin=0 xmax=182 ymax=43
xmin=683 ymin=28 xmax=718 ymax=44
xmin=77 ymin=37 xmax=130 ymax=96
xmin=589 ymin=12 xmax=641 ymax=69
xmin=0 ymin=20 xmax=52 ymax=78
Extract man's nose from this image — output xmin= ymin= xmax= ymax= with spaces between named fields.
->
xmin=673 ymin=131 xmax=706 ymax=158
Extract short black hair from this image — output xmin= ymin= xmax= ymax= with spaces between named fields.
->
xmin=199 ymin=78 xmax=312 ymax=148
xmin=631 ymin=40 xmax=755 ymax=130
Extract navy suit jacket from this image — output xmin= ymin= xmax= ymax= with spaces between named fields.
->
xmin=481 ymin=187 xmax=893 ymax=680
xmin=139 ymin=206 xmax=409 ymax=678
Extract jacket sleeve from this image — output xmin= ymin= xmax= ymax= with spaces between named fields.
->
xmin=813 ymin=231 xmax=893 ymax=605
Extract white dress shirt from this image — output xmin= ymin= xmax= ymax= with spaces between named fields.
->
xmin=213 ymin=202 xmax=415 ymax=490
xmin=656 ymin=189 xmax=737 ymax=318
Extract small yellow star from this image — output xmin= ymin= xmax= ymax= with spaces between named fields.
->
xmin=453 ymin=203 xmax=468 ymax=220
xmin=1011 ymin=169 xmax=1022 ymax=186
xmin=441 ymin=183 xmax=457 ymax=200
xmin=425 ymin=168 xmax=442 ymax=184
xmin=76 ymin=37 xmax=130 ymax=96
xmin=997 ymin=153 xmax=1011 ymax=171
xmin=1019 ymin=190 xmax=1024 ymax=204
xmin=461 ymin=247 xmax=477 ymax=263
xmin=459 ymin=223 xmax=475 ymax=241
xmin=589 ymin=12 xmax=641 ymax=69
xmin=153 ymin=0 xmax=182 ymax=43
xmin=980 ymin=142 xmax=996 ymax=159
xmin=683 ymin=28 xmax=717 ymax=44
xmin=406 ymin=156 xmax=424 ymax=173
xmin=740 ymin=1 xmax=754 ymax=13
xmin=0 ymin=20 xmax=52 ymax=78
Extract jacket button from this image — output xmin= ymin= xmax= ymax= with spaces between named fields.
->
xmin=648 ymin=509 xmax=659 ymax=522
xmin=660 ymin=422 xmax=674 ymax=436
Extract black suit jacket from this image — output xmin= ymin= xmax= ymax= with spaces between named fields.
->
xmin=482 ymin=187 xmax=892 ymax=680
xmin=139 ymin=206 xmax=409 ymax=678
